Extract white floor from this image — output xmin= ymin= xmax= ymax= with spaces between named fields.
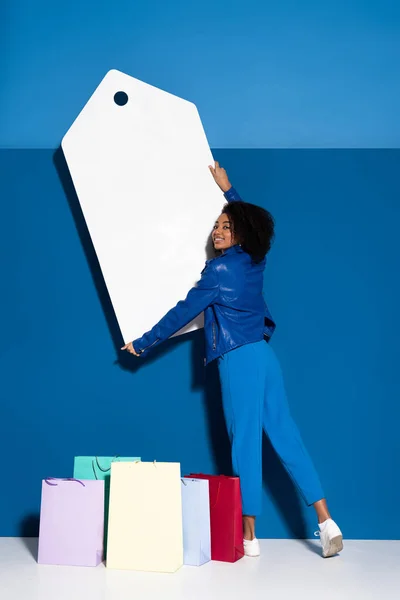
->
xmin=1 ymin=538 xmax=399 ymax=600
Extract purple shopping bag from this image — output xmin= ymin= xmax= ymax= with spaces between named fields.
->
xmin=38 ymin=478 xmax=105 ymax=567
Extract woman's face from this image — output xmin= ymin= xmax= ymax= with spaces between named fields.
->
xmin=213 ymin=213 xmax=234 ymax=251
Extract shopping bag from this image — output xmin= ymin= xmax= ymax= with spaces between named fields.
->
xmin=38 ymin=477 xmax=104 ymax=566
xmin=107 ymin=461 xmax=183 ymax=572
xmin=187 ymin=474 xmax=244 ymax=563
xmin=73 ymin=455 xmax=140 ymax=557
xmin=181 ymin=478 xmax=211 ymax=566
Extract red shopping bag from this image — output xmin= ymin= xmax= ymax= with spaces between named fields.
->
xmin=187 ymin=474 xmax=244 ymax=563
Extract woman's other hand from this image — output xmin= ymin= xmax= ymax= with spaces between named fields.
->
xmin=121 ymin=342 xmax=140 ymax=356
xmin=209 ymin=161 xmax=232 ymax=193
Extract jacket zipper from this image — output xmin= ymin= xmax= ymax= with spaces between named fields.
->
xmin=212 ymin=322 xmax=216 ymax=351
xmin=139 ymin=338 xmax=160 ymax=354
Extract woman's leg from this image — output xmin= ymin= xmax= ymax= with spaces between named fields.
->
xmin=217 ymin=343 xmax=266 ymax=540
xmin=261 ymin=342 xmax=343 ymax=556
xmin=261 ymin=342 xmax=326 ymax=508
xmin=242 ymin=515 xmax=256 ymax=540
xmin=314 ymin=499 xmax=331 ymax=523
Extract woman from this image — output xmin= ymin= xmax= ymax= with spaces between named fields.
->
xmin=122 ymin=162 xmax=343 ymax=559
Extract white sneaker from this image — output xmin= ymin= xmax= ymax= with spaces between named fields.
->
xmin=315 ymin=519 xmax=343 ymax=558
xmin=243 ymin=537 xmax=260 ymax=557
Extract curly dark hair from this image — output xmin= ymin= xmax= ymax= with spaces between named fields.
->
xmin=221 ymin=200 xmax=275 ymax=263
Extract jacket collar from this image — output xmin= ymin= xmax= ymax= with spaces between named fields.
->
xmin=206 ymin=244 xmax=243 ymax=266
xmin=222 ymin=244 xmax=243 ymax=256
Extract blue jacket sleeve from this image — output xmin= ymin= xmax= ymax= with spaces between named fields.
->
xmin=224 ymin=186 xmax=242 ymax=202
xmin=131 ymin=263 xmax=220 ymax=357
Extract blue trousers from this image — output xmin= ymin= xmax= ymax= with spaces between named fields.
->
xmin=217 ymin=340 xmax=324 ymax=516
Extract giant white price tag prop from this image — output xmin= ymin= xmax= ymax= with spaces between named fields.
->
xmin=62 ymin=69 xmax=224 ymax=343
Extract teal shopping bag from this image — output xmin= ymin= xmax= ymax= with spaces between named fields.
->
xmin=73 ymin=456 xmax=140 ymax=557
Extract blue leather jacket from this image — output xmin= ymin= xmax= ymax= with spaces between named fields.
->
xmin=132 ymin=186 xmax=276 ymax=364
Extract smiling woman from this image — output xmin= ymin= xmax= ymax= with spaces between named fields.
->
xmin=122 ymin=161 xmax=343 ymax=559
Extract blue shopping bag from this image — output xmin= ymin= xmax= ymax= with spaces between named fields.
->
xmin=181 ymin=478 xmax=211 ymax=566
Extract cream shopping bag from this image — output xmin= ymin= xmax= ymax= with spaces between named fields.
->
xmin=106 ymin=461 xmax=183 ymax=572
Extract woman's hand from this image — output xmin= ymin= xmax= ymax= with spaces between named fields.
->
xmin=121 ymin=342 xmax=140 ymax=356
xmin=209 ymin=161 xmax=232 ymax=193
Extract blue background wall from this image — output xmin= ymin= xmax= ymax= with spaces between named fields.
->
xmin=2 ymin=0 xmax=400 ymax=148
xmin=1 ymin=1 xmax=400 ymax=540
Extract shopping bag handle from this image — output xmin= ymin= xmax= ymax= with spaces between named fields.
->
xmin=45 ymin=477 xmax=85 ymax=487
xmin=91 ymin=456 xmax=120 ymax=479
xmin=93 ymin=455 xmax=120 ymax=474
